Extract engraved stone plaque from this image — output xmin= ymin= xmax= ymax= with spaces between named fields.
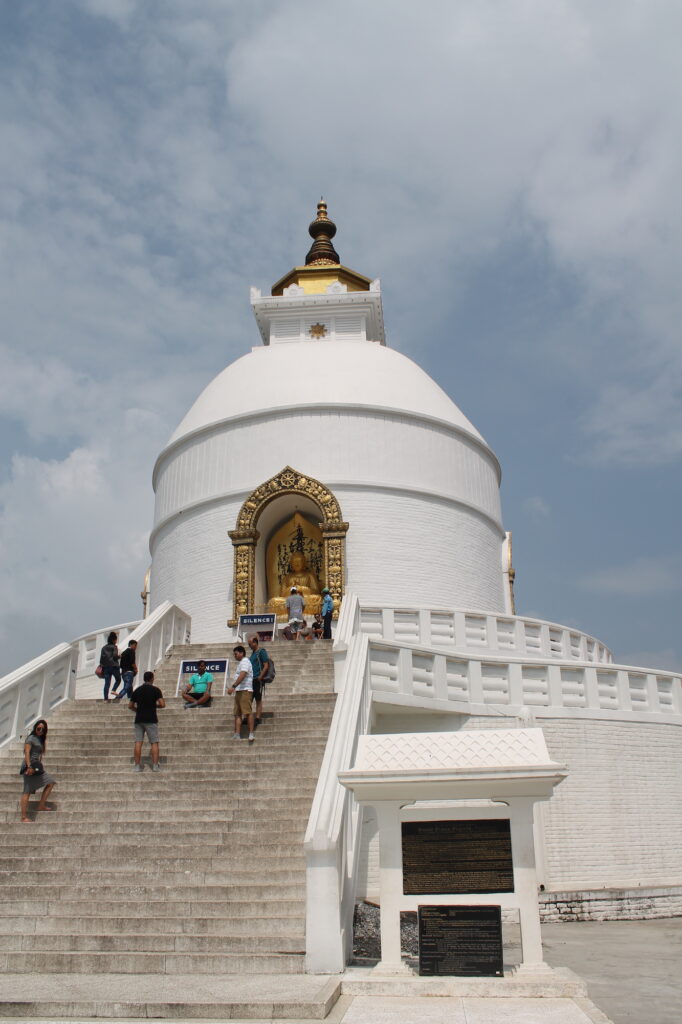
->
xmin=418 ymin=904 xmax=503 ymax=977
xmin=402 ymin=819 xmax=514 ymax=894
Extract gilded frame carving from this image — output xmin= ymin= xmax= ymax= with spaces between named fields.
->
xmin=228 ymin=466 xmax=349 ymax=625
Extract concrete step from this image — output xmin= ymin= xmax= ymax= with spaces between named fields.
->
xmin=0 ymin=639 xmax=337 ymax=1000
xmin=0 ymin=972 xmax=341 ymax=1019
xmin=0 ymin=881 xmax=306 ymax=899
xmin=0 ymin=933 xmax=305 ymax=953
xmin=0 ymin=898 xmax=304 ymax=918
xmin=0 ymin=915 xmax=305 ymax=937
xmin=0 ymin=950 xmax=307 ymax=974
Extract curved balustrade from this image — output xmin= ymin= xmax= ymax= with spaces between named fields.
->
xmin=368 ymin=640 xmax=682 ymax=722
xmin=0 ymin=602 xmax=191 ymax=752
xmin=357 ymin=603 xmax=613 ymax=664
xmin=0 ymin=644 xmax=77 ymax=751
xmin=73 ymin=620 xmax=141 ymax=678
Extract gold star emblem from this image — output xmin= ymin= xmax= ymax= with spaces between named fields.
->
xmin=309 ymin=323 xmax=327 ymax=338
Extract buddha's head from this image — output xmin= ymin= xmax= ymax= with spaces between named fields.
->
xmin=290 ymin=551 xmax=307 ymax=572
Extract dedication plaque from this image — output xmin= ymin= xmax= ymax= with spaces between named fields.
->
xmin=418 ymin=905 xmax=503 ymax=977
xmin=402 ymin=819 xmax=514 ymax=894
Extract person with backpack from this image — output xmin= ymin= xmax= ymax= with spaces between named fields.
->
xmin=99 ymin=631 xmax=121 ymax=701
xmin=248 ymin=635 xmax=273 ymax=727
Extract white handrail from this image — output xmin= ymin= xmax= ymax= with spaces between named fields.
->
xmin=358 ymin=603 xmax=613 ymax=663
xmin=304 ymin=631 xmax=372 ymax=972
xmin=0 ymin=602 xmax=191 ymax=748
xmin=0 ymin=643 xmax=78 ymax=751
xmin=113 ymin=601 xmax=191 ymax=678
xmin=367 ymin=638 xmax=682 ymax=723
xmin=73 ymin=620 xmax=141 ymax=678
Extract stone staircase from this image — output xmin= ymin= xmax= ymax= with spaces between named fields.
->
xmin=0 ymin=639 xmax=340 ymax=1019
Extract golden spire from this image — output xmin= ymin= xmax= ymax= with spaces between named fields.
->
xmin=305 ymin=199 xmax=340 ymax=266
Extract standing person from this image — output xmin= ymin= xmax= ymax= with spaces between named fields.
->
xmin=20 ymin=720 xmax=56 ymax=823
xmin=129 ymin=670 xmax=165 ymax=772
xmin=285 ymin=586 xmax=305 ymax=640
xmin=115 ymin=639 xmax=138 ymax=702
xmin=228 ymin=645 xmax=255 ymax=743
xmin=182 ymin=660 xmax=213 ymax=708
xmin=99 ymin=631 xmax=121 ymax=701
xmin=248 ymin=636 xmax=271 ymax=727
xmin=321 ymin=587 xmax=334 ymax=640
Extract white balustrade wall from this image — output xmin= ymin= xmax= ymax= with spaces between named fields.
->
xmin=357 ymin=604 xmax=613 ymax=664
xmin=305 ymin=593 xmax=682 ymax=971
xmin=0 ymin=644 xmax=78 ymax=752
xmin=367 ymin=640 xmax=682 ymax=721
xmin=74 ymin=620 xmax=141 ymax=679
xmin=0 ymin=601 xmax=191 ymax=752
xmin=304 ymin=630 xmax=372 ymax=973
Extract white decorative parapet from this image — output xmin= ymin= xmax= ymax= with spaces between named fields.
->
xmin=304 ymin=630 xmax=372 ymax=973
xmin=73 ymin=620 xmax=141 ymax=679
xmin=358 ymin=603 xmax=613 ymax=664
xmin=123 ymin=600 xmax=191 ymax=677
xmin=0 ymin=601 xmax=191 ymax=746
xmin=368 ymin=639 xmax=682 ymax=722
xmin=0 ymin=644 xmax=78 ymax=752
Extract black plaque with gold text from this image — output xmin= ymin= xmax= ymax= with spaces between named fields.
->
xmin=418 ymin=905 xmax=503 ymax=976
xmin=402 ymin=819 xmax=513 ymax=895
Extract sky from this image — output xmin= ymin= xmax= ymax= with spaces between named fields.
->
xmin=1 ymin=0 xmax=680 ymax=675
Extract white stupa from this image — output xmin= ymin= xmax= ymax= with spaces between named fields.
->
xmin=149 ymin=202 xmax=512 ymax=637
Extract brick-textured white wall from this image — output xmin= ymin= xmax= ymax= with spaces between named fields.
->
xmin=150 ymin=500 xmax=240 ymax=643
xmin=153 ymin=408 xmax=501 ymax=531
xmin=149 ymin=484 xmax=507 ymax=638
xmin=353 ymin=715 xmax=682 ymax=906
xmin=538 ymin=718 xmax=682 ymax=891
xmin=149 ymin=406 xmax=509 ymax=631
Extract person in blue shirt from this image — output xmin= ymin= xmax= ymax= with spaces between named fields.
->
xmin=321 ymin=587 xmax=334 ymax=640
xmin=182 ymin=660 xmax=213 ymax=708
xmin=248 ymin=636 xmax=271 ymax=726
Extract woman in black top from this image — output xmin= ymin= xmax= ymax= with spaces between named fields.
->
xmin=99 ymin=631 xmax=121 ymax=701
xmin=20 ymin=719 xmax=56 ymax=822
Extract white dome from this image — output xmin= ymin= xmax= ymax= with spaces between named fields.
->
xmin=167 ymin=341 xmax=487 ymax=448
xmin=150 ymin=338 xmax=508 ymax=638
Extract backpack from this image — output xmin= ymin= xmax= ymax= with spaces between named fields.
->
xmin=263 ymin=655 xmax=276 ymax=684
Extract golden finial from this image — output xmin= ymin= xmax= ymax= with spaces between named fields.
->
xmin=305 ymin=199 xmax=339 ymax=266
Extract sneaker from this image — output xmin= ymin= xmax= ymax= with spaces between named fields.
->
xmin=133 ymin=764 xmax=143 ymax=772
xmin=151 ymin=764 xmax=161 ymax=772
xmin=248 ymin=733 xmax=255 ymax=743
xmin=232 ymin=733 xmax=241 ymax=740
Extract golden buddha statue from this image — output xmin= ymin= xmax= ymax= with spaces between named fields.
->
xmin=268 ymin=550 xmax=323 ymax=618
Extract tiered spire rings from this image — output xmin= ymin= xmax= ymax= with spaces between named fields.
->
xmin=305 ymin=199 xmax=340 ymax=266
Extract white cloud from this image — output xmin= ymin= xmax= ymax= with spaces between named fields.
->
xmin=581 ymin=556 xmax=682 ymax=597
xmin=1 ymin=0 xmax=682 ymax=672
xmin=523 ymin=496 xmax=551 ymax=521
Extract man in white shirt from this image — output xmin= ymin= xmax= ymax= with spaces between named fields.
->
xmin=227 ymin=645 xmax=255 ymax=743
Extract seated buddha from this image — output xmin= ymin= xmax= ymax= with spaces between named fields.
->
xmin=268 ymin=551 xmax=323 ymax=618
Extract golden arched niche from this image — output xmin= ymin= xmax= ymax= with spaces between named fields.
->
xmin=227 ymin=466 xmax=348 ymax=626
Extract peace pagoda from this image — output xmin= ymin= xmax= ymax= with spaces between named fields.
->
xmin=148 ymin=201 xmax=513 ymax=637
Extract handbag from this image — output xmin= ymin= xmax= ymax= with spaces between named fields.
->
xmin=95 ymin=665 xmax=104 ymax=678
xmin=19 ymin=762 xmax=44 ymax=776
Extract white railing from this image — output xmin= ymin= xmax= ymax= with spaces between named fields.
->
xmin=0 ymin=602 xmax=191 ymax=749
xmin=304 ymin=630 xmax=372 ymax=973
xmin=73 ymin=620 xmax=141 ymax=679
xmin=358 ymin=604 xmax=613 ymax=664
xmin=0 ymin=644 xmax=78 ymax=752
xmin=306 ymin=595 xmax=680 ymax=972
xmin=368 ymin=639 xmax=682 ymax=722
